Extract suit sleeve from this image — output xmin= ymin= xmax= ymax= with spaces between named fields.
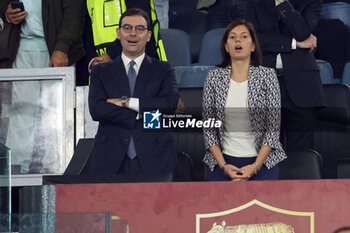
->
xmin=139 ymin=62 xmax=179 ymax=113
xmin=0 ymin=1 xmax=9 ymax=19
xmin=246 ymin=0 xmax=293 ymax=53
xmin=262 ymin=69 xmax=282 ymax=149
xmin=55 ymin=0 xmax=85 ymax=56
xmin=246 ymin=0 xmax=321 ymax=53
xmin=82 ymin=9 xmax=98 ymax=62
xmin=88 ymin=65 xmax=137 ymax=129
xmin=276 ymin=0 xmax=321 ymax=41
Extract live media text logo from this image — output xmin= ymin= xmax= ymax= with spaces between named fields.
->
xmin=143 ymin=110 xmax=221 ymax=130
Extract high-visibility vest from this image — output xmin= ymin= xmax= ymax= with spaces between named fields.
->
xmin=86 ymin=0 xmax=167 ymax=61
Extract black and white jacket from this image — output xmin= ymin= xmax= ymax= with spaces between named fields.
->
xmin=202 ymin=65 xmax=287 ymax=171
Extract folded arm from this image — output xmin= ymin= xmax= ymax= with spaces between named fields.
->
xmin=88 ymin=67 xmax=137 ymax=129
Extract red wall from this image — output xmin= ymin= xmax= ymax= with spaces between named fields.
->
xmin=55 ymin=179 xmax=350 ymax=233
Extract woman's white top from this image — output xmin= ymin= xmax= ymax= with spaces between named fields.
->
xmin=222 ymin=79 xmax=257 ymax=157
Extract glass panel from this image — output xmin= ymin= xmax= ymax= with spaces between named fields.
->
xmin=0 ymin=143 xmax=11 ymax=231
xmin=0 ymin=213 xmax=129 ymax=233
xmin=0 ymin=67 xmax=75 ymax=176
xmin=0 ymin=80 xmax=63 ymax=174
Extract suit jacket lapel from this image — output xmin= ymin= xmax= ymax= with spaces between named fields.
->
xmin=133 ymin=56 xmax=153 ymax=98
xmin=113 ymin=56 xmax=131 ymax=96
xmin=217 ymin=67 xmax=231 ymax=123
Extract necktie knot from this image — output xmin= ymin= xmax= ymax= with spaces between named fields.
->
xmin=129 ymin=60 xmax=136 ymax=69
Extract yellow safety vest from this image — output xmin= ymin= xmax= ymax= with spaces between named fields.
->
xmin=86 ymin=0 xmax=167 ymax=61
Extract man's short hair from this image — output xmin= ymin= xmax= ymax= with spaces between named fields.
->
xmin=119 ymin=8 xmax=151 ymax=31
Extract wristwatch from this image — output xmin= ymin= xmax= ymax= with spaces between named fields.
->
xmin=121 ymin=96 xmax=129 ymax=107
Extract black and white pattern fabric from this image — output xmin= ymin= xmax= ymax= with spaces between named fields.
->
xmin=202 ymin=65 xmax=287 ymax=171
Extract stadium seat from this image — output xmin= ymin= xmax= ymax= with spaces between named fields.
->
xmin=316 ymin=59 xmax=338 ymax=84
xmin=169 ymin=0 xmax=209 ymax=62
xmin=160 ymin=28 xmax=191 ymax=66
xmin=341 ymin=61 xmax=350 ymax=86
xmin=279 ymin=150 xmax=323 ymax=179
xmin=64 ymin=138 xmax=94 ymax=175
xmin=175 ymin=65 xmax=214 ymax=88
xmin=314 ymin=19 xmax=350 ymax=80
xmin=174 ymin=86 xmax=206 ymax=181
xmin=173 ymin=131 xmax=206 ymax=181
xmin=314 ymin=84 xmax=350 ymax=178
xmin=197 ymin=28 xmax=225 ymax=65
xmin=337 ymin=159 xmax=350 ymax=178
xmin=172 ymin=151 xmax=195 ymax=181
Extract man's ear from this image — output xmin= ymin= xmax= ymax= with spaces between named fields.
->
xmin=116 ymin=28 xmax=120 ymax=40
xmin=147 ymin=31 xmax=152 ymax=42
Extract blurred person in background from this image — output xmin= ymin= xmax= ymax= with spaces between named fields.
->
xmin=246 ymin=0 xmax=325 ymax=151
xmin=0 ymin=0 xmax=85 ymax=173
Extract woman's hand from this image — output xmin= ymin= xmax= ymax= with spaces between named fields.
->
xmin=223 ymin=164 xmax=250 ymax=181
xmin=236 ymin=164 xmax=258 ymax=181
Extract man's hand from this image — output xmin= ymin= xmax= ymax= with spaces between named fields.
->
xmin=90 ymin=53 xmax=112 ymax=68
xmin=49 ymin=50 xmax=69 ymax=67
xmin=6 ymin=3 xmax=27 ymax=25
xmin=296 ymin=34 xmax=317 ymax=53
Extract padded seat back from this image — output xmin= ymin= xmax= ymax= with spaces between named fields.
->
xmin=314 ymin=84 xmax=350 ymax=178
xmin=160 ymin=28 xmax=191 ymax=66
xmin=198 ymin=28 xmax=225 ymax=65
xmin=279 ymin=150 xmax=323 ymax=179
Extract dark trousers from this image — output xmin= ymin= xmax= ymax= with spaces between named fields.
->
xmin=210 ymin=154 xmax=279 ymax=181
xmin=118 ymin=155 xmax=144 ymax=174
xmin=278 ymin=74 xmax=317 ymax=151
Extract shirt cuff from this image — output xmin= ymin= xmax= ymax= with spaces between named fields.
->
xmin=276 ymin=53 xmax=283 ymax=69
xmin=88 ymin=57 xmax=96 ymax=74
xmin=292 ymin=38 xmax=296 ymax=50
xmin=5 ymin=13 xmax=11 ymax=23
xmin=275 ymin=0 xmax=285 ymax=5
xmin=129 ymin=98 xmax=139 ymax=112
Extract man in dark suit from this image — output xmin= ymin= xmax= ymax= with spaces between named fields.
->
xmin=88 ymin=8 xmax=179 ymax=174
xmin=246 ymin=0 xmax=325 ymax=150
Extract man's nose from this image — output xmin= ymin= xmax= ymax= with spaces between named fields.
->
xmin=130 ymin=28 xmax=137 ymax=35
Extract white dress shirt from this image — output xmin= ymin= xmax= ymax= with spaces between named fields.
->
xmin=121 ymin=52 xmax=146 ymax=113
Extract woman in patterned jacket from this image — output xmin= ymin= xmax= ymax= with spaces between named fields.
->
xmin=202 ymin=19 xmax=287 ymax=181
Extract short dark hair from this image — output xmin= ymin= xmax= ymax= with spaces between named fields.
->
xmin=334 ymin=227 xmax=350 ymax=233
xmin=218 ymin=19 xmax=262 ymax=68
xmin=119 ymin=8 xmax=151 ymax=31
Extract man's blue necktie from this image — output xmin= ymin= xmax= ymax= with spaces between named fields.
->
xmin=127 ymin=60 xmax=137 ymax=159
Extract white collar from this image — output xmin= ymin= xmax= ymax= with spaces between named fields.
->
xmin=121 ymin=52 xmax=145 ymax=68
